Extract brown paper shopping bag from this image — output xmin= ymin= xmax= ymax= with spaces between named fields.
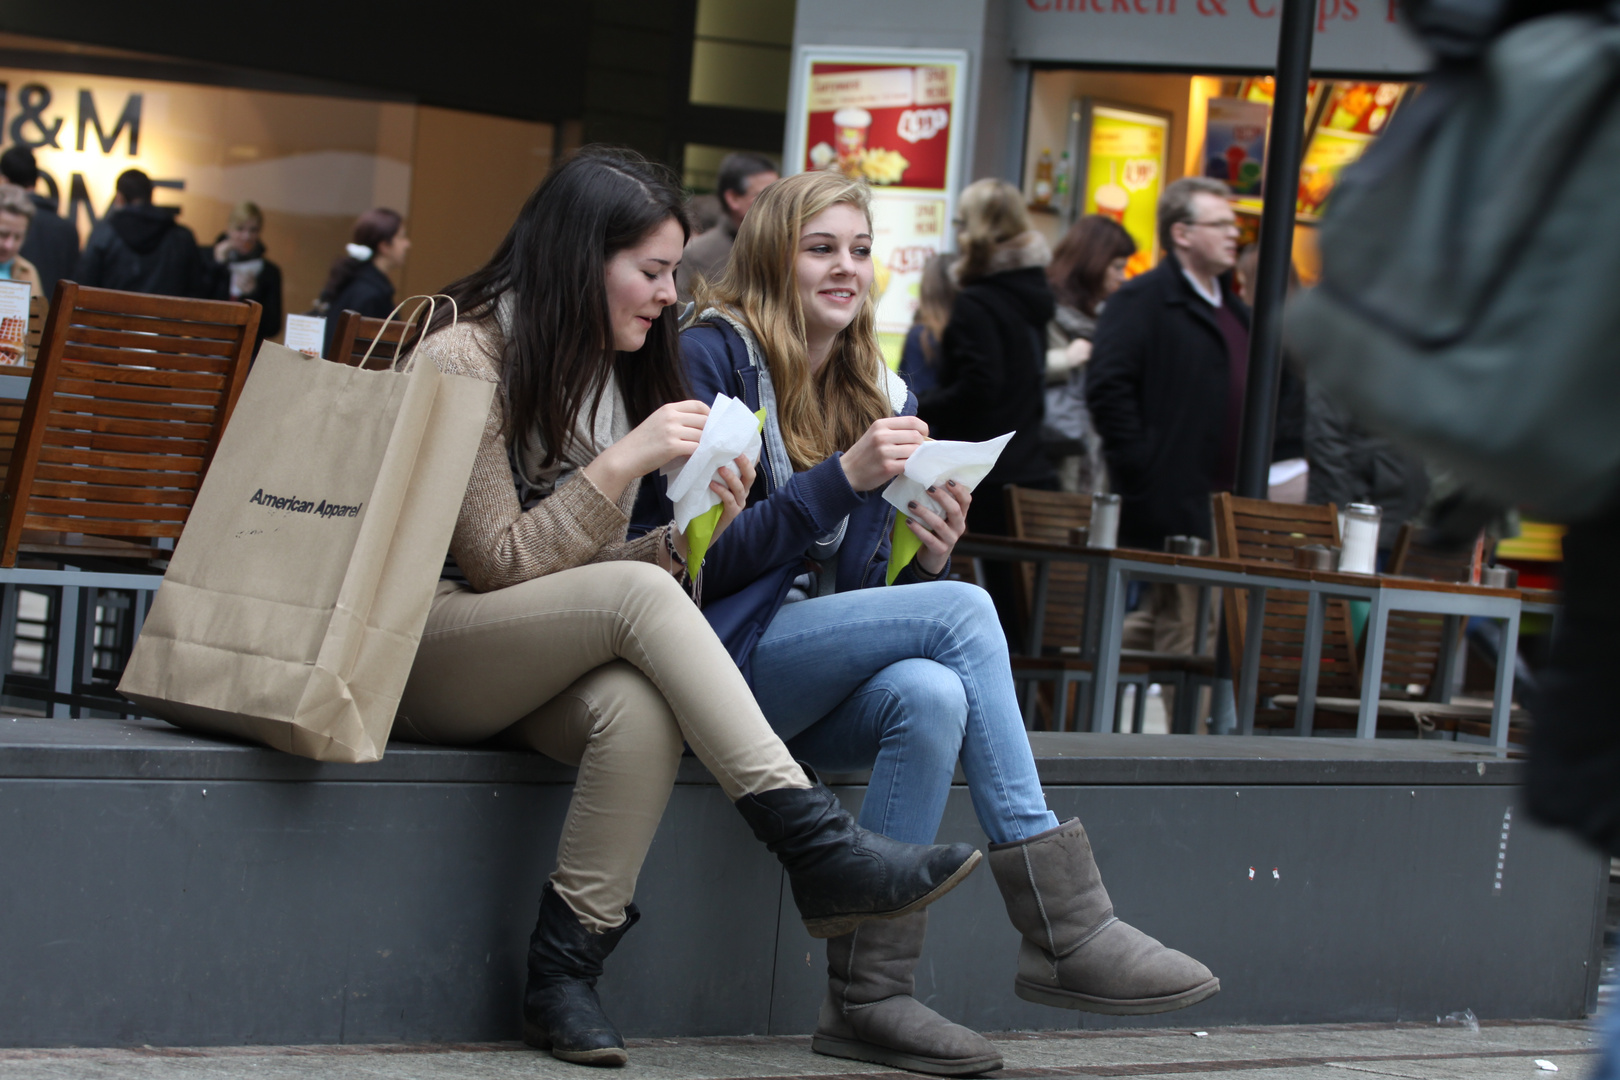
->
xmin=119 ymin=297 xmax=494 ymax=762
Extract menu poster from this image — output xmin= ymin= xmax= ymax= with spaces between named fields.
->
xmin=1204 ymin=98 xmax=1270 ymax=198
xmin=788 ymin=48 xmax=967 ymax=337
xmin=1320 ymin=82 xmax=1405 ymax=136
xmin=0 ymin=281 xmax=29 ymax=365
xmin=284 ymin=314 xmax=326 ymax=357
xmin=1081 ymin=105 xmax=1168 ymax=277
xmin=1296 ymin=128 xmax=1373 ymax=220
xmin=801 ymin=62 xmax=955 ymax=191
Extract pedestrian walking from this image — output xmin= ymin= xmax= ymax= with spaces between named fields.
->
xmin=209 ymin=201 xmax=282 ymax=347
xmin=0 ymin=146 xmax=77 ymax=297
xmin=917 ymin=178 xmax=1058 ymax=641
xmin=399 ymin=147 xmax=976 ymax=1069
xmin=896 ymin=253 xmax=954 ymax=396
xmin=676 ymin=152 xmax=778 ymax=304
xmin=1044 ymin=214 xmax=1135 ymax=493
xmin=313 ymin=207 xmax=409 ymax=356
xmin=660 ymin=169 xmax=1218 ymax=1078
xmin=73 ymin=169 xmax=215 ymax=298
xmin=1087 ymin=176 xmax=1248 ymax=656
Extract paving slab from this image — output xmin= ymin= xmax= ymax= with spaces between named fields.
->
xmin=0 ymin=1021 xmax=1600 ymax=1080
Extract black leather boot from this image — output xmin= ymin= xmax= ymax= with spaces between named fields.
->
xmin=522 ymin=884 xmax=638 ymax=1066
xmin=734 ymin=765 xmax=981 ymax=938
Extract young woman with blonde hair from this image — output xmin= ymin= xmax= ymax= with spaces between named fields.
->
xmin=403 ymin=147 xmax=977 ymax=1068
xmin=655 ymin=170 xmax=1217 ymax=1077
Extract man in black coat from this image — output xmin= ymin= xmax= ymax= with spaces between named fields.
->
xmin=0 ymin=146 xmax=79 ymax=298
xmin=74 ymin=169 xmax=217 ymax=299
xmin=1086 ymin=176 xmax=1249 ymax=656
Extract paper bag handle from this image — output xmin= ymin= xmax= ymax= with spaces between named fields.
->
xmin=358 ymin=294 xmax=460 ymax=373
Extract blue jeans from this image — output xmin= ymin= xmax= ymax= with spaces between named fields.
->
xmin=749 ymin=580 xmax=1060 ymax=846
xmin=1596 ymin=985 xmax=1620 ymax=1080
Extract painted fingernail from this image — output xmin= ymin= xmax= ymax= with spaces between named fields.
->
xmin=947 ymin=480 xmax=957 ymax=487
xmin=908 ymin=501 xmax=918 ymax=510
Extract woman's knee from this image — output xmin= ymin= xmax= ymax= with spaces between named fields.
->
xmin=517 ymin=660 xmax=685 ymax=767
xmin=877 ymin=658 xmax=968 ymax=747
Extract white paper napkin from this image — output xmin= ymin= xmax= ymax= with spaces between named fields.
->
xmin=662 ymin=394 xmax=763 ymax=532
xmin=881 ymin=432 xmax=1014 ymax=518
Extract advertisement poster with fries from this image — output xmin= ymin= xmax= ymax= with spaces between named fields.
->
xmin=786 ymin=47 xmax=968 ymax=343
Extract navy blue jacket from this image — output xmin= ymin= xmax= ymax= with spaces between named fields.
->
xmin=631 ymin=320 xmax=939 ymax=685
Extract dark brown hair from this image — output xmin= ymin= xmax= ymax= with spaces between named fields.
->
xmin=428 ymin=146 xmax=690 ymax=464
xmin=911 ymin=253 xmax=956 ymax=365
xmin=1048 ymin=215 xmax=1137 ymax=317
xmin=318 ymin=207 xmax=403 ymax=304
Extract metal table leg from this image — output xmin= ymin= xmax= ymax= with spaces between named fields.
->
xmin=1294 ymin=591 xmax=1325 ymax=737
xmin=1235 ymin=586 xmax=1268 ymax=736
xmin=1490 ymin=607 xmax=1521 ymax=750
xmin=52 ymin=585 xmax=80 ymax=719
xmin=1088 ymin=563 xmax=1129 ymax=733
xmin=1356 ymin=591 xmax=1391 ymax=739
xmin=1027 ymin=560 xmax=1051 ymax=658
xmin=1430 ymin=614 xmax=1460 ymax=704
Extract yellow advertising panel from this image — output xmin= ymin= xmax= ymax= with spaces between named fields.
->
xmin=1081 ymin=105 xmax=1167 ymax=277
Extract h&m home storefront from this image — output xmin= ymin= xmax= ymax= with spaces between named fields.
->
xmin=0 ymin=34 xmax=558 ymax=340
xmin=1007 ymin=0 xmax=1430 ymax=281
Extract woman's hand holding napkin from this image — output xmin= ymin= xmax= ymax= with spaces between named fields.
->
xmin=662 ymin=394 xmax=765 ymax=570
xmin=880 ymin=431 xmax=1014 ymax=584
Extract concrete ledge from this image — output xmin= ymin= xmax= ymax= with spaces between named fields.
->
xmin=0 ymin=718 xmax=1604 ymax=1048
xmin=0 ymin=718 xmax=1522 ymax=786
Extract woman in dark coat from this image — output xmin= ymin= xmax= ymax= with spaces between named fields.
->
xmin=918 ymin=180 xmax=1058 ymax=539
xmin=210 ymin=201 xmax=282 ymax=347
xmin=918 ymin=180 xmax=1057 ymax=638
xmin=314 ymin=207 xmax=410 ymax=356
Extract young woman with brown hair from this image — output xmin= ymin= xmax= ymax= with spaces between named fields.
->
xmin=402 ymin=147 xmax=977 ymax=1068
xmin=654 ymin=170 xmax=1217 ymax=1078
xmin=1044 ymin=214 xmax=1137 ymax=492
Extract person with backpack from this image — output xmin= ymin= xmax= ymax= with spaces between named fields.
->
xmin=1281 ymin=5 xmax=1620 ymax=1073
xmin=653 ymin=169 xmax=1218 ymax=1078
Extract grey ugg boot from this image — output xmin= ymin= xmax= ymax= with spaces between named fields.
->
xmin=988 ymin=819 xmax=1219 ymax=1015
xmin=811 ymin=911 xmax=1003 ymax=1077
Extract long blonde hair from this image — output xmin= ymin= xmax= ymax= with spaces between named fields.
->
xmin=956 ymin=178 xmax=1032 ymax=283
xmin=697 ymin=171 xmax=890 ymax=471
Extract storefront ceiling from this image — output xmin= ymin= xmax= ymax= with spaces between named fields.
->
xmin=0 ymin=1 xmax=593 ymax=121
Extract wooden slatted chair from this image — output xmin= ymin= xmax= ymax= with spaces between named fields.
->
xmin=1004 ymin=487 xmax=1203 ymax=732
xmin=328 ymin=301 xmax=426 ymax=369
xmin=0 ymin=293 xmax=49 ymax=488
xmin=1006 ymin=487 xmax=1218 ymax=733
xmin=0 ymin=282 xmax=260 ymax=567
xmin=1380 ymin=522 xmax=1476 ymax=702
xmin=1212 ymin=494 xmax=1362 ymax=731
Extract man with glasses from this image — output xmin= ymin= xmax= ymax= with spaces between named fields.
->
xmin=1086 ymin=177 xmax=1249 ymax=675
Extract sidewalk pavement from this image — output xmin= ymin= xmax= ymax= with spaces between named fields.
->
xmin=0 ymin=1020 xmax=1600 ymax=1080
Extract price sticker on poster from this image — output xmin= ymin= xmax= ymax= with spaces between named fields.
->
xmin=786 ymin=47 xmax=968 ymax=347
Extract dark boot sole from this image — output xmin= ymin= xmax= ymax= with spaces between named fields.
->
xmin=812 ymin=1032 xmax=1004 ymax=1076
xmin=1014 ymin=976 xmax=1220 ymax=1015
xmin=802 ymin=850 xmax=982 ymax=939
xmin=523 ymin=1022 xmax=628 ymax=1067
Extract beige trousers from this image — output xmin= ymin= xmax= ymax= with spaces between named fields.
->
xmin=396 ymin=561 xmax=806 ymax=932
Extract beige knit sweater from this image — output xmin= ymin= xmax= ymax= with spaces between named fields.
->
xmin=415 ymin=317 xmax=667 ymax=594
